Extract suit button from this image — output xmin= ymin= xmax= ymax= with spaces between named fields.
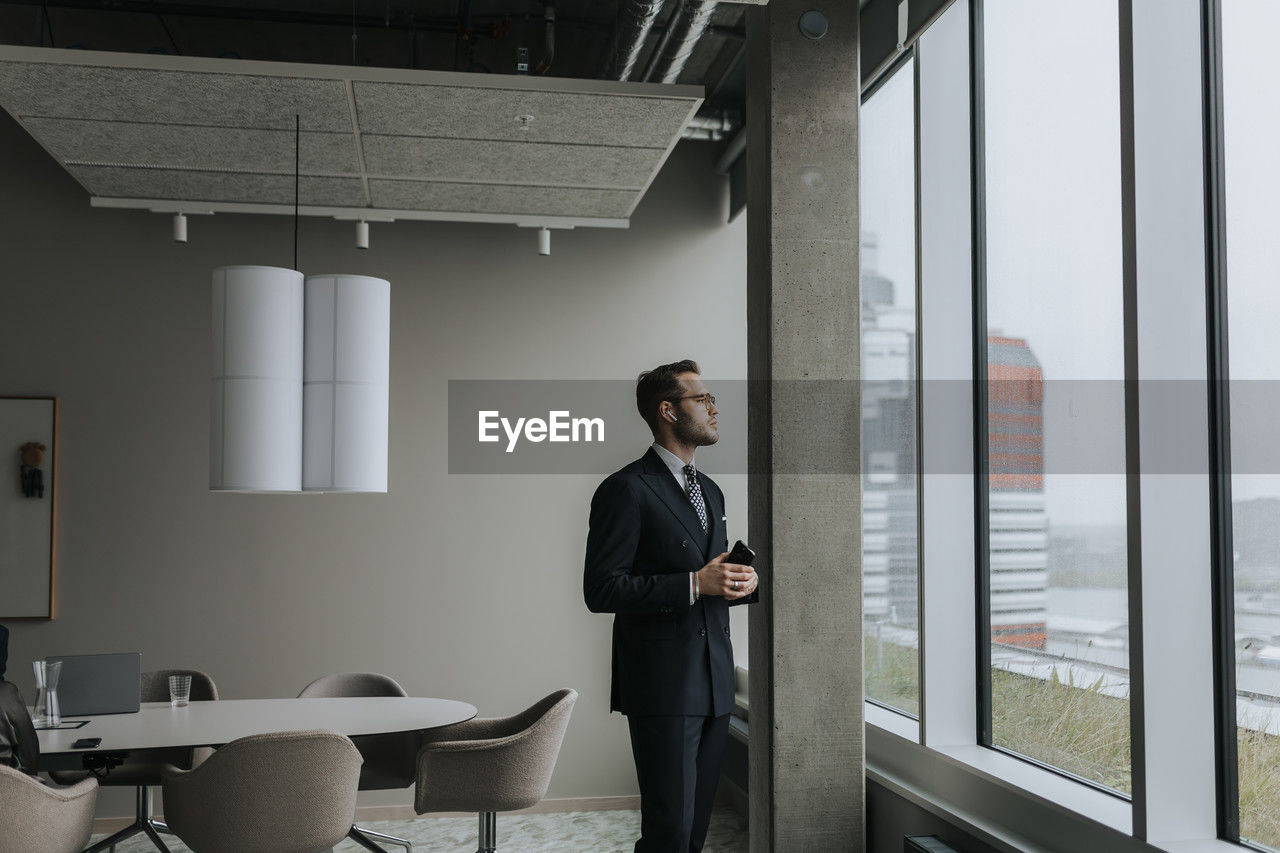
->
xmin=681 ymin=540 xmax=688 ymax=548
xmin=697 ymin=628 xmax=706 ymax=637
xmin=723 ymin=627 xmax=730 ymax=636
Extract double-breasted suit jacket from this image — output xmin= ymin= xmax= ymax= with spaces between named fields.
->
xmin=583 ymin=447 xmax=757 ymax=717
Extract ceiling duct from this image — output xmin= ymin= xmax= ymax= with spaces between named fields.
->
xmin=644 ymin=1 xmax=720 ymax=84
xmin=607 ymin=0 xmax=667 ymax=82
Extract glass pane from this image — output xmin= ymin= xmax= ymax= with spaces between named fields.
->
xmin=861 ymin=58 xmax=920 ymax=717
xmin=1222 ymin=1 xmax=1280 ymax=847
xmin=982 ymin=0 xmax=1130 ymax=793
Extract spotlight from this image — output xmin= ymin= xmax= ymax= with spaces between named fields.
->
xmin=356 ymin=220 xmax=369 ymax=250
xmin=538 ymin=227 xmax=551 ymax=256
xmin=173 ymin=212 xmax=188 ymax=243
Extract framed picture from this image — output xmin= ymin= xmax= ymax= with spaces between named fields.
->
xmin=0 ymin=397 xmax=57 ymax=619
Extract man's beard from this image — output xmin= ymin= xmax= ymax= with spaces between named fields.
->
xmin=672 ymin=414 xmax=718 ymax=447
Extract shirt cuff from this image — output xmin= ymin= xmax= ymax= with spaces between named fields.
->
xmin=690 ymin=572 xmax=696 ymax=605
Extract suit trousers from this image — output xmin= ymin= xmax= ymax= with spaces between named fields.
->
xmin=626 ymin=713 xmax=731 ymax=853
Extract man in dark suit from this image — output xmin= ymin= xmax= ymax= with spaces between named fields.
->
xmin=584 ymin=359 xmax=759 ymax=853
xmin=0 ymin=624 xmax=40 ymax=775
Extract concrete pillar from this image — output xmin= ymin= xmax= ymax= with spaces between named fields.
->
xmin=745 ymin=1 xmax=864 ymax=850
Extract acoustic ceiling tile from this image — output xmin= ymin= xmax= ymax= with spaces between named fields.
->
xmin=69 ymin=165 xmax=367 ymax=207
xmin=360 ymin=134 xmax=660 ymax=189
xmin=24 ymin=117 xmax=359 ymax=175
xmin=354 ymin=81 xmax=694 ymax=149
xmin=0 ymin=61 xmax=352 ymax=130
xmin=368 ymin=179 xmax=635 ymax=219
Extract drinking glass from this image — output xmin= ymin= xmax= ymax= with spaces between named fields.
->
xmin=169 ymin=675 xmax=192 ymax=708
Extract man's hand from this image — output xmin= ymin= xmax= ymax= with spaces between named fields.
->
xmin=696 ymin=551 xmax=758 ymax=600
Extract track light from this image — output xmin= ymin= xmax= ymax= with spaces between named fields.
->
xmin=173 ymin=212 xmax=187 ymax=243
xmin=538 ymin=227 xmax=551 ymax=256
xmin=356 ymin=220 xmax=369 ymax=250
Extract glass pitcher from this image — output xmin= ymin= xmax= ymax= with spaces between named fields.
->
xmin=31 ymin=659 xmax=61 ymax=728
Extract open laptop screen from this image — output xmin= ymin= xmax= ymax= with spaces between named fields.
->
xmin=47 ymin=652 xmax=141 ymax=715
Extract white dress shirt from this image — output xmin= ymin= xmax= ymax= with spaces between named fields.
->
xmin=651 ymin=442 xmax=700 ymax=605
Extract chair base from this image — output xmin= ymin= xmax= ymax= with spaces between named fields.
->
xmin=348 ymin=823 xmax=413 ymax=851
xmin=82 ymin=786 xmax=172 ymax=853
xmin=478 ymin=811 xmax=496 ymax=853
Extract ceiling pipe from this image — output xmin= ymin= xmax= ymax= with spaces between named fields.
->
xmin=534 ymin=1 xmax=556 ymax=75
xmin=680 ymin=127 xmax=726 ymax=141
xmin=644 ymin=0 xmax=719 ymax=84
xmin=714 ymin=126 xmax=747 ymax=174
xmin=604 ymin=0 xmax=667 ymax=81
xmin=680 ymin=109 xmax=742 ymax=140
xmin=638 ymin=0 xmax=684 ymax=82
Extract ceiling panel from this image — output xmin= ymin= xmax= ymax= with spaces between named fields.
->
xmin=360 ymin=135 xmax=661 ymax=189
xmin=0 ymin=47 xmax=702 ymax=227
xmin=0 ymin=62 xmax=352 ymax=130
xmin=25 ymin=118 xmax=360 ymax=175
xmin=70 ymin=166 xmax=367 ymax=207
xmin=368 ymin=179 xmax=635 ymax=219
xmin=353 ymin=82 xmax=696 ymax=149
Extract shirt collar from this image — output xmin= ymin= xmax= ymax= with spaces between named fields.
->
xmin=651 ymin=441 xmax=695 ymax=485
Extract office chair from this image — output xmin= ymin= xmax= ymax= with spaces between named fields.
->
xmin=54 ymin=668 xmax=217 ymax=853
xmin=161 ymin=729 xmax=361 ymax=853
xmin=298 ymin=671 xmax=418 ymax=851
xmin=0 ymin=764 xmax=98 ymax=853
xmin=414 ymin=688 xmax=577 ymax=853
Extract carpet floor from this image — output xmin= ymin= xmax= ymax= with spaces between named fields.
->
xmin=88 ymin=807 xmax=750 ymax=851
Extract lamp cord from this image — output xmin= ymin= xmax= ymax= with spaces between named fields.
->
xmin=293 ymin=114 xmax=300 ymax=270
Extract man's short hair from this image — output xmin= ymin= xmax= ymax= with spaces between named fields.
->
xmin=636 ymin=359 xmax=700 ymax=433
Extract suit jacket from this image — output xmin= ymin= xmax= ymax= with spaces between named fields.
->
xmin=584 ymin=447 xmax=758 ymax=717
xmin=0 ymin=681 xmax=39 ymax=776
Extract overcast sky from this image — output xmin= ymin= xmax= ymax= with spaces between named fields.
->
xmin=862 ymin=0 xmax=1127 ymax=526
xmin=1223 ymin=0 xmax=1280 ymax=504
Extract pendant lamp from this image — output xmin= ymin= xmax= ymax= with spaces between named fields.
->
xmin=210 ymin=116 xmax=390 ymax=494
xmin=303 ymin=274 xmax=391 ymax=492
xmin=210 ymin=265 xmax=304 ymax=491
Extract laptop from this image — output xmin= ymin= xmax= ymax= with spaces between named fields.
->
xmin=47 ymin=652 xmax=141 ymax=715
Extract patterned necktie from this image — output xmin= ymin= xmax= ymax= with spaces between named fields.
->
xmin=683 ymin=464 xmax=708 ymax=532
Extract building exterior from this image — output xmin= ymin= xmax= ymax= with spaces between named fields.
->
xmin=988 ymin=336 xmax=1048 ymax=649
xmin=861 ymin=236 xmax=1047 ymax=650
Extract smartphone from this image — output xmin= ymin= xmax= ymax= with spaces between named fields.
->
xmin=71 ymin=737 xmax=101 ymax=749
xmin=726 ymin=540 xmax=755 ymax=567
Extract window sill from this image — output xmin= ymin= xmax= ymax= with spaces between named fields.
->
xmin=866 ymin=703 xmax=1135 ymax=853
xmin=928 ymin=743 xmax=1132 ymax=835
xmin=865 ymin=700 xmax=920 ymax=743
xmin=868 ymin=711 xmax=1250 ymax=853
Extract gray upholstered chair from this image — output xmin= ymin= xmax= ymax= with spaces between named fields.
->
xmin=414 ymin=688 xmax=577 ymax=853
xmin=161 ymin=729 xmax=362 ymax=853
xmin=298 ymin=672 xmax=417 ymax=851
xmin=52 ymin=668 xmax=218 ymax=853
xmin=0 ymin=764 xmax=98 ymax=853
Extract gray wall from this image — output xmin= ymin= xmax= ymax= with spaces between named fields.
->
xmin=0 ymin=111 xmax=749 ymax=817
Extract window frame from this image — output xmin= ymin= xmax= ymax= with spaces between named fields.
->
xmin=860 ymin=0 xmax=1244 ymax=849
xmin=972 ymin=0 xmax=1139 ymax=802
xmin=861 ymin=45 xmax=925 ymax=725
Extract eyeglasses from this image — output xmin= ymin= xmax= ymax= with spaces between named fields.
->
xmin=677 ymin=393 xmax=717 ymax=409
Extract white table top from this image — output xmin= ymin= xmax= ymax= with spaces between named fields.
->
xmin=36 ymin=697 xmax=477 ymax=756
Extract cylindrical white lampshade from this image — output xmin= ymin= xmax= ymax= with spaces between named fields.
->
xmin=210 ymin=265 xmax=304 ymax=492
xmin=303 ymin=274 xmax=391 ymax=492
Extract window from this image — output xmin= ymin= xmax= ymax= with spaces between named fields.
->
xmin=861 ymin=55 xmax=920 ymax=718
xmin=1221 ymin=0 xmax=1280 ymax=846
xmin=979 ymin=0 xmax=1130 ymax=793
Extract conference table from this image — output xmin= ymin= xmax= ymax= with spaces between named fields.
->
xmin=35 ymin=697 xmax=478 ymax=853
xmin=37 ymin=696 xmax=477 ymax=759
